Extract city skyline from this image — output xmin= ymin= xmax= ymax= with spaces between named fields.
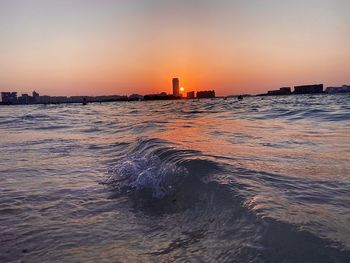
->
xmin=2 ymin=81 xmax=349 ymax=105
xmin=0 ymin=78 xmax=350 ymax=98
xmin=1 ymin=0 xmax=349 ymax=96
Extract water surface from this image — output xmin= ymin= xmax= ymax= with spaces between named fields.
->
xmin=1 ymin=94 xmax=350 ymax=262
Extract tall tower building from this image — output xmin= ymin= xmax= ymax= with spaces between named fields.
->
xmin=172 ymin=78 xmax=179 ymax=96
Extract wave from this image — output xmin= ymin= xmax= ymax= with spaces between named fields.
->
xmin=103 ymin=138 xmax=350 ymax=261
xmin=104 ymin=138 xmax=221 ymax=201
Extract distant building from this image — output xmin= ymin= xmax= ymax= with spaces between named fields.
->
xmin=38 ymin=96 xmax=50 ymax=104
xmin=267 ymin=87 xmax=291 ymax=95
xmin=32 ymin=91 xmax=40 ymax=103
xmin=1 ymin=92 xmax=132 ymax=105
xmin=172 ymin=78 xmax=180 ymax=97
xmin=1 ymin=92 xmax=18 ymax=104
xmin=187 ymin=91 xmax=195 ymax=99
xmin=196 ymin=90 xmax=215 ymax=98
xmin=51 ymin=96 xmax=69 ymax=103
xmin=294 ymin=84 xmax=323 ymax=94
xmin=325 ymin=85 xmax=350 ymax=94
xmin=280 ymin=87 xmax=291 ymax=94
xmin=18 ymin=94 xmax=30 ymax=104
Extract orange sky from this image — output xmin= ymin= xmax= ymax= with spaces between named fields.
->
xmin=0 ymin=0 xmax=349 ymax=96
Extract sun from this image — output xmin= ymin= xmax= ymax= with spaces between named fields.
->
xmin=180 ymin=87 xmax=185 ymax=92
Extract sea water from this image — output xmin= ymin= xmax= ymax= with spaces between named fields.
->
xmin=0 ymin=94 xmax=349 ymax=262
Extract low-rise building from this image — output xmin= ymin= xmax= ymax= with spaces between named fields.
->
xmin=38 ymin=96 xmax=50 ymax=104
xmin=1 ymin=92 xmax=18 ymax=104
xmin=196 ymin=90 xmax=215 ymax=98
xmin=18 ymin=94 xmax=30 ymax=104
xmin=187 ymin=91 xmax=195 ymax=99
xmin=325 ymin=85 xmax=350 ymax=94
xmin=267 ymin=87 xmax=291 ymax=95
xmin=294 ymin=84 xmax=323 ymax=94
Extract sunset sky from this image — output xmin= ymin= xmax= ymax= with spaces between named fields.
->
xmin=0 ymin=0 xmax=349 ymax=96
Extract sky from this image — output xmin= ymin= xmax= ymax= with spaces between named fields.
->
xmin=0 ymin=0 xmax=349 ymax=96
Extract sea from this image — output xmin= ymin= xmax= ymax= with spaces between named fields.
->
xmin=0 ymin=94 xmax=349 ymax=263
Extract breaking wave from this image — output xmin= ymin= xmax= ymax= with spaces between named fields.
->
xmin=104 ymin=138 xmax=222 ymax=201
xmin=103 ymin=137 xmax=350 ymax=262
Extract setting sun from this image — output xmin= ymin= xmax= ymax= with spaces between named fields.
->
xmin=180 ymin=87 xmax=185 ymax=92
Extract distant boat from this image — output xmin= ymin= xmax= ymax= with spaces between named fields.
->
xmin=238 ymin=95 xmax=243 ymax=100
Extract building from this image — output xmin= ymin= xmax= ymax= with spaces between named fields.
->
xmin=187 ymin=91 xmax=195 ymax=99
xmin=267 ymin=87 xmax=291 ymax=95
xmin=1 ymin=92 xmax=18 ymax=104
xmin=196 ymin=90 xmax=215 ymax=98
xmin=50 ymin=96 xmax=69 ymax=103
xmin=18 ymin=94 xmax=30 ymax=104
xmin=280 ymin=87 xmax=291 ymax=94
xmin=1 ymin=92 xmax=133 ymax=105
xmin=38 ymin=96 xmax=51 ymax=104
xmin=325 ymin=85 xmax=350 ymax=94
xmin=172 ymin=78 xmax=180 ymax=97
xmin=32 ymin=91 xmax=40 ymax=103
xmin=294 ymin=84 xmax=323 ymax=94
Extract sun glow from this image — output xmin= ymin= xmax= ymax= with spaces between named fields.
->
xmin=180 ymin=87 xmax=185 ymax=92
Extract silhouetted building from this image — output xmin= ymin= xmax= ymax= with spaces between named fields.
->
xmin=18 ymin=94 xmax=30 ymax=104
xmin=38 ymin=96 xmax=50 ymax=104
xmin=187 ymin=91 xmax=195 ymax=99
xmin=172 ymin=78 xmax=180 ymax=97
xmin=196 ymin=90 xmax=215 ymax=99
xmin=32 ymin=91 xmax=40 ymax=103
xmin=51 ymin=96 xmax=69 ymax=103
xmin=294 ymin=84 xmax=323 ymax=94
xmin=267 ymin=87 xmax=291 ymax=95
xmin=325 ymin=85 xmax=350 ymax=94
xmin=1 ymin=92 xmax=132 ymax=105
xmin=1 ymin=92 xmax=18 ymax=104
xmin=280 ymin=87 xmax=291 ymax=93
